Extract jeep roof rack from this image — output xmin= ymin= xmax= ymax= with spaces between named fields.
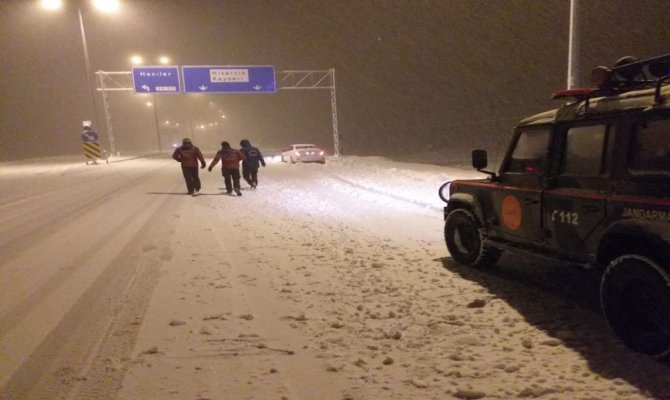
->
xmin=592 ymin=53 xmax=670 ymax=90
xmin=551 ymin=54 xmax=670 ymax=110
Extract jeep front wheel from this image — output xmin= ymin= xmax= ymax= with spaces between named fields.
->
xmin=444 ymin=208 xmax=500 ymax=267
xmin=600 ymin=254 xmax=670 ymax=358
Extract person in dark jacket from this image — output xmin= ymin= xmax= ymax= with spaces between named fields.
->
xmin=208 ymin=141 xmax=246 ymax=196
xmin=239 ymin=139 xmax=266 ymax=189
xmin=172 ymin=138 xmax=206 ymax=195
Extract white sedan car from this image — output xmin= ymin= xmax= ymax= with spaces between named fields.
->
xmin=281 ymin=144 xmax=326 ymax=164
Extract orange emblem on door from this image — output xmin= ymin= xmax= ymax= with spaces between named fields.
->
xmin=502 ymin=195 xmax=522 ymax=230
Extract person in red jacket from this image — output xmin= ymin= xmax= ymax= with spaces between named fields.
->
xmin=208 ymin=141 xmax=246 ymax=196
xmin=172 ymin=138 xmax=206 ymax=195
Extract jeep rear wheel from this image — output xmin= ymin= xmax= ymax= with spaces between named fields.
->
xmin=600 ymin=255 xmax=670 ymax=358
xmin=444 ymin=208 xmax=500 ymax=267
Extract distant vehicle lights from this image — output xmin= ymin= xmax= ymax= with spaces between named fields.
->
xmin=282 ymin=144 xmax=326 ymax=164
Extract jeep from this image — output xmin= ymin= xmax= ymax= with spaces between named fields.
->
xmin=442 ymin=54 xmax=670 ymax=358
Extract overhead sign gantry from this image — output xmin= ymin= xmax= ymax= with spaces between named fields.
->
xmin=131 ymin=65 xmax=277 ymax=94
xmin=99 ymin=66 xmax=340 ymax=156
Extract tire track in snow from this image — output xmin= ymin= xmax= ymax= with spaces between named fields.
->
xmin=0 ymin=176 xmax=179 ymax=399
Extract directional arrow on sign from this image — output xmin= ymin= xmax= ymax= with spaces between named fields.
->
xmin=198 ymin=85 xmax=208 ymax=91
xmin=142 ymin=84 xmax=150 ymax=91
xmin=253 ymin=85 xmax=262 ymax=91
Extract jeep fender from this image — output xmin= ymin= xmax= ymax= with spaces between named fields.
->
xmin=445 ymin=193 xmax=485 ymax=226
xmin=598 ymin=220 xmax=670 ymax=265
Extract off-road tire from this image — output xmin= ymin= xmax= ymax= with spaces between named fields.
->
xmin=600 ymin=254 xmax=670 ymax=358
xmin=444 ymin=208 xmax=501 ymax=267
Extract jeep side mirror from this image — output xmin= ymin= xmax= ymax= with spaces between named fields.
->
xmin=472 ymin=149 xmax=497 ymax=180
xmin=472 ymin=149 xmax=488 ymax=170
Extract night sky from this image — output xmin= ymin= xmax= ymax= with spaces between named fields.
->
xmin=1 ymin=0 xmax=669 ymax=162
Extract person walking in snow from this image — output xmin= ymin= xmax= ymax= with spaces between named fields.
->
xmin=172 ymin=138 xmax=206 ymax=195
xmin=208 ymin=141 xmax=245 ymax=196
xmin=239 ymin=139 xmax=266 ymax=189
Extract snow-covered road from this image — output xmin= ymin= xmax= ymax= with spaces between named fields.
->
xmin=1 ymin=155 xmax=669 ymax=400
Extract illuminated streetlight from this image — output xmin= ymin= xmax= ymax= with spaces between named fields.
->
xmin=92 ymin=0 xmax=120 ymax=13
xmin=130 ymin=55 xmax=143 ymax=65
xmin=130 ymin=54 xmax=172 ymax=66
xmin=41 ymin=0 xmax=62 ymax=10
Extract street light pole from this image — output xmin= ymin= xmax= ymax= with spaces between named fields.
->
xmin=78 ymin=6 xmax=119 ymax=155
xmin=131 ymin=54 xmax=173 ymax=154
xmin=152 ymin=94 xmax=162 ymax=153
xmin=567 ymin=0 xmax=580 ymax=89
xmin=41 ymin=0 xmax=119 ymax=154
xmin=77 ymin=7 xmax=106 ymax=148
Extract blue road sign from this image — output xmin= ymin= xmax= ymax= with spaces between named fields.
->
xmin=132 ymin=66 xmax=181 ymax=94
xmin=182 ymin=66 xmax=276 ymax=93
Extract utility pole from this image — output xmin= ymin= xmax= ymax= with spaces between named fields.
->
xmin=152 ymin=94 xmax=162 ymax=152
xmin=567 ymin=0 xmax=580 ymax=89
